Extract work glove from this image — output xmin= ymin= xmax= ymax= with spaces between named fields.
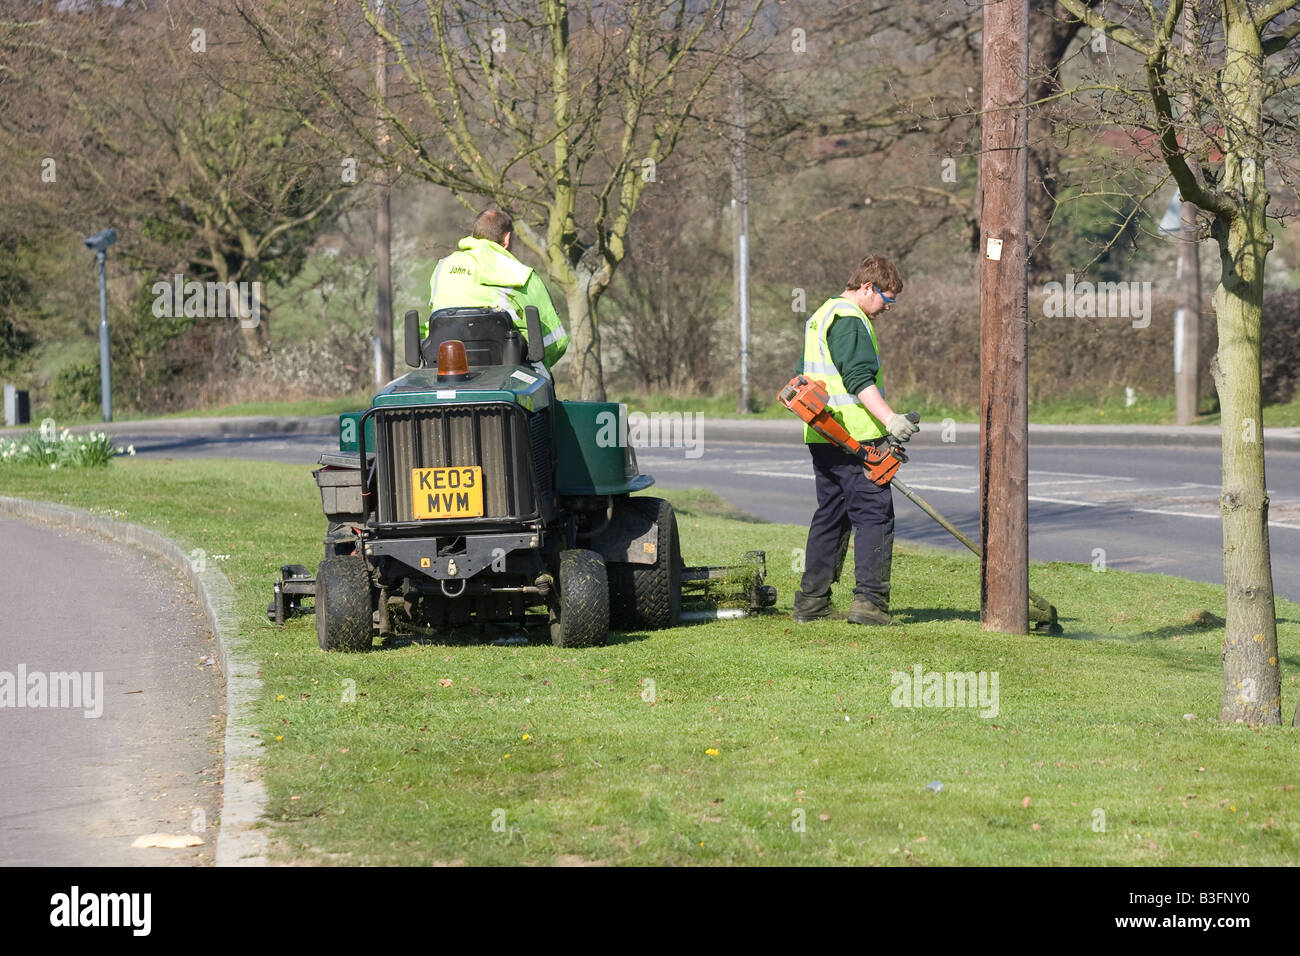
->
xmin=887 ymin=412 xmax=919 ymax=442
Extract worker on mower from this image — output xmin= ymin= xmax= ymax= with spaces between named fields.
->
xmin=426 ymin=208 xmax=569 ymax=372
xmin=792 ymin=255 xmax=918 ymax=627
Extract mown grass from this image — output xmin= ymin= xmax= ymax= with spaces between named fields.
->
xmin=2 ymin=459 xmax=1299 ymax=865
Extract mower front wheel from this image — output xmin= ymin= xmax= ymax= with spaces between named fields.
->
xmin=549 ymin=549 xmax=609 ymax=648
xmin=316 ymin=556 xmax=374 ymax=652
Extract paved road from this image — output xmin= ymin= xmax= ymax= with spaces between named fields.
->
xmin=110 ymin=427 xmax=1300 ymax=601
xmin=638 ymin=440 xmax=1300 ymax=601
xmin=0 ymin=518 xmax=222 ymax=866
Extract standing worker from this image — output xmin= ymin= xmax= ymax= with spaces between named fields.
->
xmin=792 ymin=255 xmax=918 ymax=626
xmin=426 ymin=208 xmax=569 ymax=372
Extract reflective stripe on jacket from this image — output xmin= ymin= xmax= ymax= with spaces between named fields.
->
xmin=801 ymin=296 xmax=885 ymax=444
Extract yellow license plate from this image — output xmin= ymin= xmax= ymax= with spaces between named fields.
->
xmin=411 ymin=466 xmax=483 ymax=519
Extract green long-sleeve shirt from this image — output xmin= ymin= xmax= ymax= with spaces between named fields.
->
xmin=795 ymin=313 xmax=880 ymax=394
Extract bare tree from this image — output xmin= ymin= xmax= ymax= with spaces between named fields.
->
xmin=240 ymin=0 xmax=760 ymax=400
xmin=1056 ymin=0 xmax=1300 ymax=725
xmin=603 ymin=170 xmax=731 ymax=393
xmin=1 ymin=1 xmax=350 ymax=361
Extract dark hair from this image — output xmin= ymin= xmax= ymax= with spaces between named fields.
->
xmin=472 ymin=208 xmax=513 ymax=245
xmin=845 ymin=255 xmax=904 ymax=295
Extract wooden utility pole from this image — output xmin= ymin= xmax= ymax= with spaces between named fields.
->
xmin=373 ymin=0 xmax=394 ymax=387
xmin=978 ymin=0 xmax=1030 ymax=634
xmin=730 ymin=66 xmax=751 ymax=415
xmin=1174 ymin=0 xmax=1201 ymax=425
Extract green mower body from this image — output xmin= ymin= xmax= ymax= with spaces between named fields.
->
xmin=309 ymin=306 xmax=680 ymax=650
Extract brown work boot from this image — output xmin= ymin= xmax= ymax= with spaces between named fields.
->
xmin=792 ymin=589 xmax=833 ymax=623
xmin=847 ymin=596 xmax=893 ymax=626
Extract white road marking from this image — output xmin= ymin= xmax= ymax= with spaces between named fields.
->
xmin=1025 ymin=469 xmax=1137 ymax=481
xmin=902 ymin=483 xmax=976 ymax=495
xmin=1028 ymin=477 xmax=1119 ymax=486
xmin=734 ymin=466 xmax=1300 ymax=529
xmin=738 ymin=470 xmax=813 ymax=480
xmin=1025 ymin=495 xmax=1103 ymax=507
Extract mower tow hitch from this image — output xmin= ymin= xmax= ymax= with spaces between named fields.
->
xmin=268 ymin=564 xmax=316 ymax=625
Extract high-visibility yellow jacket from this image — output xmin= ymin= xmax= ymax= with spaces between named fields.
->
xmin=800 ymin=296 xmax=886 ymax=443
xmin=426 ymin=237 xmax=569 ymax=370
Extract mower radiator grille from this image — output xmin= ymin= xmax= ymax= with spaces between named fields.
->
xmin=530 ymin=409 xmax=553 ymax=499
xmin=374 ymin=404 xmax=539 ymax=523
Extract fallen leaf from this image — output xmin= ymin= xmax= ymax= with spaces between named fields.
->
xmin=818 ymin=813 xmax=830 ymax=822
xmin=1021 ymin=796 xmax=1031 ymax=808
xmin=131 ymin=833 xmax=204 ymax=849
xmin=439 ymin=678 xmax=453 ymax=688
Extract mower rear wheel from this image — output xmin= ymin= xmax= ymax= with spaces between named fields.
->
xmin=549 ymin=549 xmax=609 ymax=648
xmin=609 ymin=497 xmax=682 ymax=631
xmin=316 ymin=556 xmax=374 ymax=652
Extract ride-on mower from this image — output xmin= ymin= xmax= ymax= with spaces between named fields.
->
xmin=270 ymin=305 xmax=776 ymax=650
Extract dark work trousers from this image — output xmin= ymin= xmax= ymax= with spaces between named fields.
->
xmin=798 ymin=441 xmax=895 ymax=610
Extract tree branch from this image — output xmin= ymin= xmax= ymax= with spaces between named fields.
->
xmin=1255 ymin=0 xmax=1300 ymax=28
xmin=1262 ymin=16 xmax=1300 ymax=53
xmin=1056 ymin=0 xmax=1156 ymax=56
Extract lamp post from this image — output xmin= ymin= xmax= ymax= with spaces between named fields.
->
xmin=84 ymin=228 xmax=118 ymax=422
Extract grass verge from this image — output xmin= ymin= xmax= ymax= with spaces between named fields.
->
xmin=2 ymin=458 xmax=1298 ymax=865
xmin=47 ymin=394 xmax=372 ymax=428
xmin=35 ymin=387 xmax=1300 ymax=429
xmin=610 ymin=389 xmax=1300 ymax=427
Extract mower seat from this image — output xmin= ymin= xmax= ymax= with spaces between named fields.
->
xmin=422 ymin=307 xmax=525 ymax=368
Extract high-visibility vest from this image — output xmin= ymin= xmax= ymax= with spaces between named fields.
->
xmin=425 ymin=237 xmax=570 ymax=369
xmin=801 ymin=296 xmax=885 ymax=444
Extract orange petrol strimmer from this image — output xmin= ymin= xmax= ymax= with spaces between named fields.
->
xmin=778 ymin=374 xmax=1060 ymax=632
xmin=777 ymin=375 xmax=911 ymax=485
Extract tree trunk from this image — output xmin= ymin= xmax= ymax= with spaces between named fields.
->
xmin=374 ymin=4 xmax=393 ymax=386
xmin=239 ymin=258 xmax=268 ymax=358
xmin=1211 ymin=205 xmax=1279 ymax=725
xmin=564 ymin=268 xmax=606 ymax=401
xmin=1213 ymin=9 xmax=1280 ymax=726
